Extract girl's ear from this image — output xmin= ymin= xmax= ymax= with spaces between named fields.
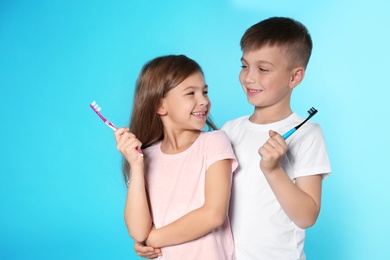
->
xmin=289 ymin=67 xmax=305 ymax=89
xmin=157 ymin=99 xmax=167 ymax=115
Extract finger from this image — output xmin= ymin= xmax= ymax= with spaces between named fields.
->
xmin=270 ymin=130 xmax=287 ymax=144
xmin=117 ymin=131 xmax=135 ymax=148
xmin=134 ymin=241 xmax=158 ymax=253
xmin=260 ymin=140 xmax=281 ymax=160
xmin=258 ymin=146 xmax=267 ymax=158
xmin=123 ymin=138 xmax=142 ymax=154
xmin=267 ymin=131 xmax=288 ymax=150
xmin=118 ymin=140 xmax=136 ymax=156
xmin=116 ymin=133 xmax=130 ymax=150
xmin=134 ymin=240 xmax=145 ymax=250
xmin=134 ymin=243 xmax=161 ymax=259
xmin=265 ymin=142 xmax=283 ymax=158
xmin=114 ymin=127 xmax=128 ymax=136
xmin=137 ymin=251 xmax=161 ymax=259
xmin=259 ymin=144 xmax=275 ymax=159
xmin=114 ymin=128 xmax=130 ymax=143
xmin=269 ymin=129 xmax=278 ymax=137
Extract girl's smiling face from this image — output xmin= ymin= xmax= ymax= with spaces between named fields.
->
xmin=158 ymin=72 xmax=210 ymax=131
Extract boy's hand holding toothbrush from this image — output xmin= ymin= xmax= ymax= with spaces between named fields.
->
xmin=258 ymin=130 xmax=288 ymax=175
xmin=259 ymin=107 xmax=318 ymax=174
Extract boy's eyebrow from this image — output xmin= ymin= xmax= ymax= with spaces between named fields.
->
xmin=241 ymin=57 xmax=274 ymax=67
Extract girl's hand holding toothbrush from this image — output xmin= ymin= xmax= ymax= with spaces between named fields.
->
xmin=90 ymin=101 xmax=143 ymax=157
xmin=114 ymin=128 xmax=144 ymax=167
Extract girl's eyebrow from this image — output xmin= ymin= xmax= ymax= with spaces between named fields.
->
xmin=182 ymin=84 xmax=208 ymax=91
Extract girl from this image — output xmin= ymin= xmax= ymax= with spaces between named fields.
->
xmin=114 ymin=55 xmax=237 ymax=259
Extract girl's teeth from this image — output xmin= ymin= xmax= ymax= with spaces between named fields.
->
xmin=193 ymin=112 xmax=205 ymax=116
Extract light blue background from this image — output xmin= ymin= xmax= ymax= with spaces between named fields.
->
xmin=1 ymin=0 xmax=389 ymax=259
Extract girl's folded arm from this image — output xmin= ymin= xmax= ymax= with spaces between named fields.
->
xmin=124 ymin=165 xmax=153 ymax=242
xmin=145 ymin=159 xmax=233 ymax=248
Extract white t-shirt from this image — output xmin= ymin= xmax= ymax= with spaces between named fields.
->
xmin=144 ymin=130 xmax=238 ymax=260
xmin=222 ymin=113 xmax=331 ymax=260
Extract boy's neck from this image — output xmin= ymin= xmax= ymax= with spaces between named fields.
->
xmin=249 ymin=107 xmax=293 ymax=124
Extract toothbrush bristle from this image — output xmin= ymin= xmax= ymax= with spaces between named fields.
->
xmin=96 ymin=107 xmax=101 ymax=112
xmin=91 ymin=101 xmax=96 ymax=106
xmin=308 ymin=107 xmax=317 ymax=116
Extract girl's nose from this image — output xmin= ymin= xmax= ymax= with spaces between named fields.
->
xmin=198 ymin=96 xmax=209 ymax=106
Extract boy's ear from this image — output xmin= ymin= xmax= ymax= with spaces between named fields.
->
xmin=289 ymin=67 xmax=305 ymax=89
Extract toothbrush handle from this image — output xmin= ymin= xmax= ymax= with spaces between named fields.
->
xmin=105 ymin=121 xmax=118 ymax=131
xmin=136 ymin=147 xmax=144 ymax=157
xmin=282 ymin=128 xmax=296 ymax=140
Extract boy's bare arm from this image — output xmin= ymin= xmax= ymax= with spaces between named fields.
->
xmin=144 ymin=159 xmax=232 ymax=248
xmin=259 ymin=130 xmax=322 ymax=229
xmin=263 ymin=167 xmax=322 ymax=228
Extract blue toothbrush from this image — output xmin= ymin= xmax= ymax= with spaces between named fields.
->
xmin=282 ymin=107 xmax=318 ymax=140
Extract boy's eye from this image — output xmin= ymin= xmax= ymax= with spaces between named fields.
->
xmin=259 ymin=68 xmax=268 ymax=72
xmin=241 ymin=65 xmax=247 ymax=69
xmin=203 ymin=90 xmax=208 ymax=95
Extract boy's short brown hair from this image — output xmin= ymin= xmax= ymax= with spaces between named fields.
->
xmin=240 ymin=17 xmax=313 ymax=69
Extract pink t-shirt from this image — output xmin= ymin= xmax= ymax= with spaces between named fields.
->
xmin=143 ymin=130 xmax=238 ymax=260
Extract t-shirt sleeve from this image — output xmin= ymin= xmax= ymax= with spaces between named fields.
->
xmin=205 ymin=130 xmax=238 ymax=173
xmin=289 ymin=124 xmax=332 ymax=179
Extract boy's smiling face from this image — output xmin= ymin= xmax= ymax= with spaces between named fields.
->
xmin=239 ymin=45 xmax=303 ymax=113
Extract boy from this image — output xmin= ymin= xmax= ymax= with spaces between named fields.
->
xmin=222 ymin=17 xmax=331 ymax=259
xmin=134 ymin=17 xmax=331 ymax=259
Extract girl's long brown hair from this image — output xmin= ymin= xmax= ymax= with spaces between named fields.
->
xmin=122 ymin=55 xmax=217 ymax=183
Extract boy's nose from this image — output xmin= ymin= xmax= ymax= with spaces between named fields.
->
xmin=241 ymin=69 xmax=255 ymax=84
xmin=245 ymin=71 xmax=256 ymax=84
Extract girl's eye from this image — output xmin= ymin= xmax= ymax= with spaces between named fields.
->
xmin=241 ymin=65 xmax=247 ymax=69
xmin=203 ymin=90 xmax=208 ymax=95
xmin=187 ymin=92 xmax=195 ymax=95
xmin=259 ymin=68 xmax=269 ymax=72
